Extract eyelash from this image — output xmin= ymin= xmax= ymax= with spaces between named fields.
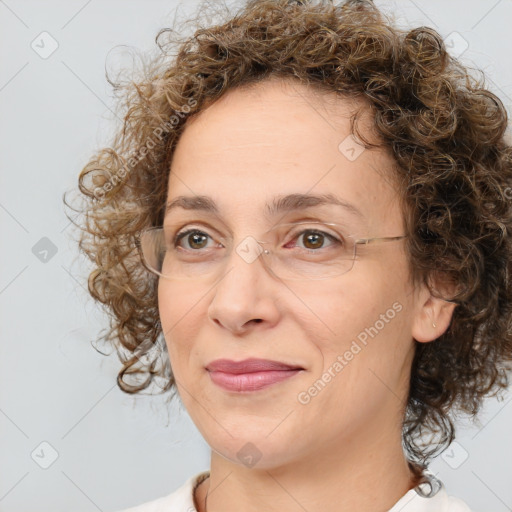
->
xmin=172 ymin=226 xmax=342 ymax=251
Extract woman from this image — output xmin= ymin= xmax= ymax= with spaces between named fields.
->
xmin=67 ymin=0 xmax=512 ymax=510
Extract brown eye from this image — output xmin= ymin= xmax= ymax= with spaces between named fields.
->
xmin=293 ymin=229 xmax=340 ymax=251
xmin=175 ymin=229 xmax=212 ymax=250
xmin=302 ymin=231 xmax=324 ymax=249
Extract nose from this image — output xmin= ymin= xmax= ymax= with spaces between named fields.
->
xmin=206 ymin=238 xmax=280 ymax=334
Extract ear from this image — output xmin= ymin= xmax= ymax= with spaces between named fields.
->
xmin=411 ymin=272 xmax=459 ymax=343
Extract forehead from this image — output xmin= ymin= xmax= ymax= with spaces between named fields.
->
xmin=166 ymin=78 xmax=403 ymax=232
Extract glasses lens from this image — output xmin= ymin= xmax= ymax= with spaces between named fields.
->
xmin=262 ymin=223 xmax=356 ymax=281
xmin=140 ymin=227 xmax=224 ymax=279
xmin=140 ymin=228 xmax=166 ymax=275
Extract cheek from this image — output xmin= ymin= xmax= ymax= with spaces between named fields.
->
xmin=300 ymin=276 xmax=411 ymax=420
xmin=157 ymin=280 xmax=173 ymax=342
xmin=301 ymin=259 xmax=410 ymax=365
xmin=157 ymin=281 xmax=197 ymax=368
xmin=157 ymin=280 xmax=198 ymax=331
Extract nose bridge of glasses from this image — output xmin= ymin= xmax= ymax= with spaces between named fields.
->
xmin=232 ymin=234 xmax=273 ymax=273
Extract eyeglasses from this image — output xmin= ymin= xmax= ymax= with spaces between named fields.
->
xmin=137 ymin=221 xmax=407 ymax=281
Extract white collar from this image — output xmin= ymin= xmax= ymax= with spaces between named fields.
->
xmin=119 ymin=468 xmax=472 ymax=512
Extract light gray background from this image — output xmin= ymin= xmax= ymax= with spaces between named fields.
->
xmin=1 ymin=1 xmax=511 ymax=511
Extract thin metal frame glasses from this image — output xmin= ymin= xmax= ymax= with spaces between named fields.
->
xmin=137 ymin=221 xmax=407 ymax=281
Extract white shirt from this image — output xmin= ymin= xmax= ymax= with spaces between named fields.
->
xmin=115 ymin=469 xmax=473 ymax=512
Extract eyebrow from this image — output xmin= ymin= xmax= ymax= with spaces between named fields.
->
xmin=165 ymin=193 xmax=365 ymax=219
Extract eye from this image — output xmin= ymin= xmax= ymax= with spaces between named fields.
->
xmin=174 ymin=228 xmax=217 ymax=250
xmin=287 ymin=228 xmax=342 ymax=251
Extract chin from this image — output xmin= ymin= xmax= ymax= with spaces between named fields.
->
xmin=208 ymin=431 xmax=302 ymax=471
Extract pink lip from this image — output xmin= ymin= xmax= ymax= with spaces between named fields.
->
xmin=206 ymin=358 xmax=302 ymax=373
xmin=208 ymin=369 xmax=302 ymax=392
xmin=206 ymin=358 xmax=303 ymax=392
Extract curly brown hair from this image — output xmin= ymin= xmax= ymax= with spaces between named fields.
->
xmin=64 ymin=0 xmax=512 ymax=471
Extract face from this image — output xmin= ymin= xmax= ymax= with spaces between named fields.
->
xmin=157 ymin=77 xmax=422 ymax=470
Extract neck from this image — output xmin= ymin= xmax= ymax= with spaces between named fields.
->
xmin=194 ymin=427 xmax=421 ymax=512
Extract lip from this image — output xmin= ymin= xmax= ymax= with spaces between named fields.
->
xmin=206 ymin=358 xmax=304 ymax=393
xmin=206 ymin=358 xmax=303 ymax=374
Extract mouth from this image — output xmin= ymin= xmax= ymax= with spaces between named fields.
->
xmin=206 ymin=358 xmax=304 ymax=393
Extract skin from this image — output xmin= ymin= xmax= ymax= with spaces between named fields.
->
xmin=157 ymin=76 xmax=456 ymax=512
